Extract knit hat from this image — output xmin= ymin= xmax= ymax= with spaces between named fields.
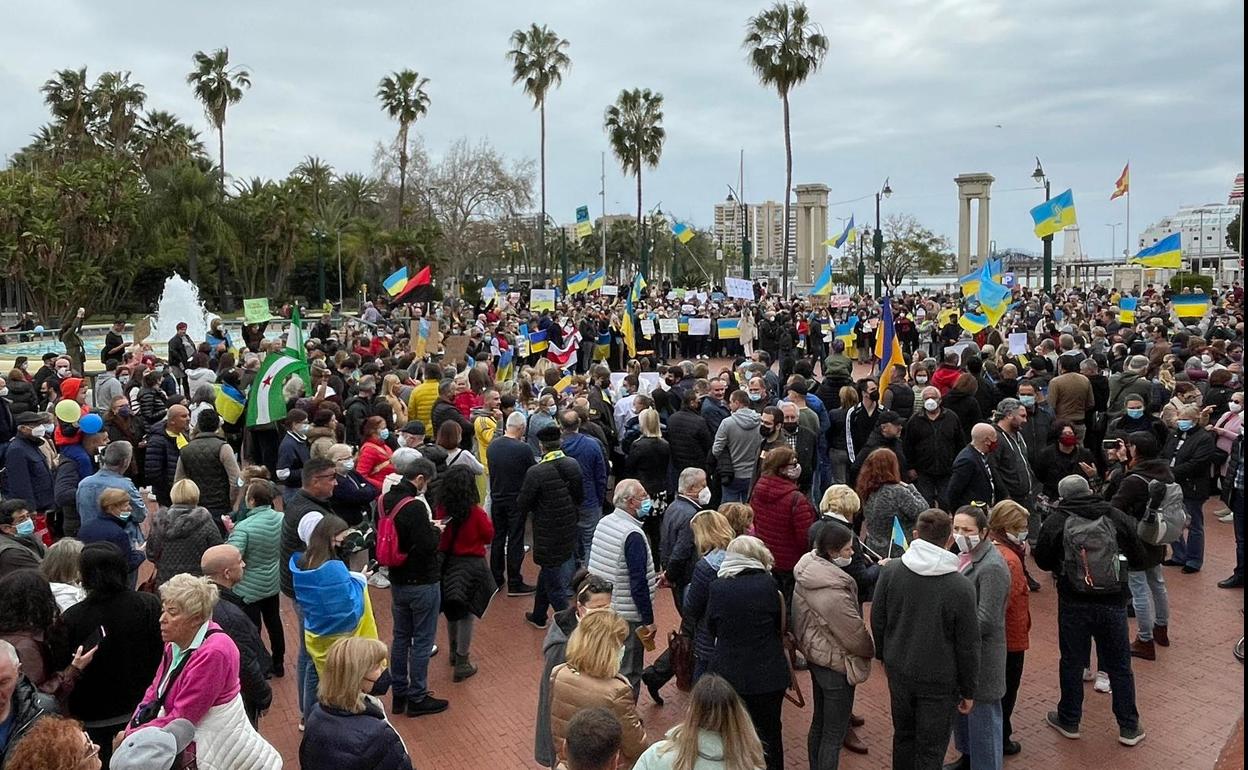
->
xmin=298 ymin=511 xmax=324 ymax=545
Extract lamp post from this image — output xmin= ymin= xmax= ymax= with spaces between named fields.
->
xmin=857 ymin=225 xmax=868 ymax=294
xmin=1032 ymin=158 xmax=1053 ymax=293
xmin=1104 ymin=222 xmax=1122 ymax=262
xmin=874 ymin=178 xmax=892 ymax=297
xmin=726 ymin=186 xmax=751 ymax=279
xmin=310 ymin=228 xmax=327 ymax=305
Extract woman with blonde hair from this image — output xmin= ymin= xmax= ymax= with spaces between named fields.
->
xmin=548 ymin=610 xmax=650 ymax=764
xmin=812 ymin=484 xmax=883 ymax=605
xmin=300 ymin=637 xmax=413 ymax=770
xmin=716 ymin=503 xmax=754 ymax=537
xmin=634 ymin=673 xmax=765 ymax=770
xmin=626 ymin=408 xmax=672 ymax=500
xmin=682 ymin=511 xmax=737 ymax=682
xmin=39 ymin=537 xmax=85 ymax=611
xmin=380 ymin=374 xmax=408 ymax=426
xmin=146 ymin=479 xmax=223 ymax=588
xmin=125 ymin=574 xmax=281 ymax=769
xmin=988 ymin=500 xmax=1032 ymax=756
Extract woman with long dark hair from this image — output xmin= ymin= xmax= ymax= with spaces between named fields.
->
xmin=434 ymin=465 xmax=495 ymax=682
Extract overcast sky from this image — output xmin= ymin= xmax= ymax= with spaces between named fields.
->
xmin=2 ymin=0 xmax=1243 ymax=257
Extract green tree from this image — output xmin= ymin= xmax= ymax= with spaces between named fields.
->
xmin=40 ymin=67 xmax=95 ymax=157
xmin=879 ymin=213 xmax=952 ymax=289
xmin=1227 ymin=211 xmax=1241 ymax=255
xmin=376 ymin=70 xmax=430 ymax=227
xmin=604 ymin=89 xmax=665 ymax=274
xmin=134 ymin=110 xmax=206 ymax=172
xmin=91 ymin=71 xmax=146 ymax=155
xmin=744 ymin=1 xmax=828 ymax=296
xmin=148 ymin=161 xmax=230 ymax=288
xmin=507 ymin=23 xmax=571 ymax=279
xmin=186 ymin=48 xmax=251 ymax=195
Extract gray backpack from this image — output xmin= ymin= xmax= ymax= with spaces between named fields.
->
xmin=1133 ymin=476 xmax=1188 ymax=546
xmin=1062 ymin=514 xmax=1121 ymax=594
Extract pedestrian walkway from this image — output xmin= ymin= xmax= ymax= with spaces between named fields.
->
xmin=255 ymin=497 xmax=1243 ymax=769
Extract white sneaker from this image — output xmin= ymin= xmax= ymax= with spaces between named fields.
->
xmin=1218 ymin=511 xmax=1235 ymax=522
xmin=1082 ymin=668 xmax=1095 ymax=682
xmin=1094 ymin=672 xmax=1112 ymax=693
xmin=368 ymin=572 xmax=391 ymax=589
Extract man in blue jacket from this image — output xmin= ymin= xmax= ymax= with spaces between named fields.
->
xmin=559 ymin=410 xmax=607 ymax=567
xmin=0 ymin=412 xmax=54 ymax=514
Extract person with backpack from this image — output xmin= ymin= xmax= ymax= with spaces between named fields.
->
xmin=1106 ymin=432 xmax=1176 ymax=661
xmin=1033 ymin=474 xmax=1149 ymax=747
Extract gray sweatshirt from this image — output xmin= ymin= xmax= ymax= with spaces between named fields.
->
xmin=712 ymin=407 xmax=763 ymax=481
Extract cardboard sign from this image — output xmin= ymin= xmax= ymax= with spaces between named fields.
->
xmin=658 ymin=318 xmax=679 ymax=334
xmin=132 ymin=317 xmax=151 ymax=344
xmin=725 ymin=277 xmax=753 ymax=300
xmin=640 ymin=319 xmax=656 ymax=337
xmin=830 ymin=295 xmax=852 ymax=308
xmin=530 ymin=289 xmax=556 ymax=311
xmin=243 ymin=298 xmax=274 ymax=324
xmin=687 ymin=318 xmax=711 ymax=336
xmin=442 ymin=334 xmax=470 ymax=365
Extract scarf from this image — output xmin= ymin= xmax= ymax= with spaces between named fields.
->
xmin=717 ymin=551 xmax=767 ymax=579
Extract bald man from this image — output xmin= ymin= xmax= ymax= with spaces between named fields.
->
xmin=945 ymin=423 xmax=1005 ymax=511
xmin=144 ymin=403 xmax=191 ymax=507
xmin=202 ymin=544 xmax=272 ymax=726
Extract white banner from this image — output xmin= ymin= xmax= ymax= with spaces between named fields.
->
xmin=640 ymin=319 xmax=656 ymax=337
xmin=600 ymin=284 xmax=619 ymax=296
xmin=658 ymin=318 xmax=679 ymax=334
xmin=687 ymin=318 xmax=712 ymax=336
xmin=725 ymin=277 xmax=753 ymax=300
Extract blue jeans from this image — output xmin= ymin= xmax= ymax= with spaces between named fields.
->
xmin=293 ymin=602 xmax=318 ymax=719
xmin=1170 ymin=497 xmax=1205 ymax=569
xmin=532 ymin=557 xmax=575 ymax=622
xmin=1127 ymin=567 xmax=1169 ymax=641
xmin=720 ymin=477 xmax=751 ymax=503
xmin=1056 ymin=596 xmax=1139 ymax=730
xmin=576 ymin=505 xmax=601 ymax=567
xmin=953 ymin=699 xmax=1004 ymax=770
xmin=808 ymin=664 xmax=855 ymax=770
xmin=390 ymin=583 xmax=441 ymax=702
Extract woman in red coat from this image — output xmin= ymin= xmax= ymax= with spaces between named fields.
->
xmin=355 ymin=416 xmax=393 ymax=491
xmin=748 ymin=445 xmax=816 ymax=602
xmin=988 ymin=500 xmax=1032 ymax=757
xmin=435 ymin=466 xmax=495 ymax=683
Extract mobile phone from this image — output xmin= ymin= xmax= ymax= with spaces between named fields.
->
xmin=1101 ymin=439 xmax=1121 ymax=451
xmin=366 ymin=559 xmax=380 ymax=574
xmin=82 ymin=625 xmax=107 ymax=651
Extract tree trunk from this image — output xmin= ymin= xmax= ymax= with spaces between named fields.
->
xmin=398 ymin=124 xmax=409 ymax=227
xmin=539 ymin=100 xmax=547 ymax=286
xmin=781 ymin=91 xmax=792 ymax=299
xmin=218 ymin=125 xmax=226 ymax=196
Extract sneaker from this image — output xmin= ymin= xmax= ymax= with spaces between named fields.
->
xmin=525 ymin=611 xmax=549 ymax=630
xmin=1082 ymin=668 xmax=1095 ymax=682
xmin=368 ymin=572 xmax=391 ymax=588
xmin=507 ymin=582 xmax=537 ymax=597
xmin=1118 ymin=724 xmax=1146 ymax=746
xmin=1217 ymin=510 xmax=1234 ymax=522
xmin=1094 ymin=672 xmax=1111 ymax=693
xmin=430 ymin=644 xmax=439 ymax=657
xmin=1046 ymin=711 xmax=1080 ymax=740
xmin=392 ymin=695 xmax=407 ymax=714
xmin=298 ymin=718 xmax=305 ymax=732
xmin=404 ymin=694 xmax=449 ymax=717
xmin=1048 ymin=708 xmax=1078 ymax=738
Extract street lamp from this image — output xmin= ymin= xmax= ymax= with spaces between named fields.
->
xmin=726 ymin=186 xmax=751 ymax=279
xmin=874 ymin=178 xmax=892 ymax=296
xmin=1032 ymin=157 xmax=1053 ymax=293
xmin=1104 ymin=222 xmax=1123 ymax=261
xmin=310 ymin=228 xmax=327 ymax=305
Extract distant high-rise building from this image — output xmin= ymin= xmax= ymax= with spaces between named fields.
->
xmin=711 ymin=200 xmax=795 ymax=281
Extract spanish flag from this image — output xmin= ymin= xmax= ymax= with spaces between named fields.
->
xmin=1131 ymin=232 xmax=1182 ymax=270
xmin=1030 ymin=189 xmax=1078 ymax=239
xmin=1111 ymin=163 xmax=1129 ymax=200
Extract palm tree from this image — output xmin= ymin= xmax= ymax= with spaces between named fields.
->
xmin=294 ymin=155 xmax=335 ymax=213
xmin=376 ymin=70 xmax=430 ymax=226
xmin=744 ymin=0 xmax=827 ymax=297
xmin=91 ymin=71 xmax=146 ymax=154
xmin=186 ymin=48 xmax=251 ymax=195
xmin=603 ymin=88 xmax=665 ymax=274
xmin=40 ymin=67 xmax=95 ymax=153
xmin=335 ymin=172 xmax=381 ymax=220
xmin=506 ymin=23 xmax=571 ymax=274
xmin=135 ymin=110 xmax=205 ymax=172
xmin=149 ymin=162 xmax=230 ymax=286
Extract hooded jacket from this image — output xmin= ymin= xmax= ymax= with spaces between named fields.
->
xmin=1107 ymin=370 xmax=1154 ymax=420
xmin=792 ymin=552 xmax=874 ymax=674
xmin=749 ymin=473 xmax=816 ymax=572
xmin=535 ymin=608 xmax=577 ymax=767
xmin=711 ymin=407 xmax=763 ymax=481
xmin=146 ymin=504 xmax=224 ymax=587
xmin=1108 ymin=459 xmax=1174 ymax=570
xmin=634 ymin=729 xmax=736 ymax=770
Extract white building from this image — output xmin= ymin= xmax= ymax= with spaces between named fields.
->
xmin=711 ymin=200 xmax=796 ymax=283
xmin=1137 ymin=175 xmax=1243 ymax=282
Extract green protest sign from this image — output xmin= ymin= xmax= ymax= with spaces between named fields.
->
xmin=243 ymin=298 xmax=273 ymax=324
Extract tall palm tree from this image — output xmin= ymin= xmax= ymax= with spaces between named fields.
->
xmin=91 ymin=71 xmax=146 ymax=154
xmin=335 ymin=172 xmax=381 ymax=220
xmin=294 ymin=155 xmax=335 ymax=213
xmin=603 ymin=88 xmax=665 ymax=273
xmin=186 ymin=48 xmax=251 ymax=195
xmin=40 ymin=67 xmax=95 ymax=153
xmin=506 ymin=23 xmax=571 ymax=272
xmin=135 ymin=110 xmax=205 ymax=172
xmin=149 ymin=161 xmax=229 ymax=286
xmin=744 ymin=1 xmax=827 ymax=297
xmin=376 ymin=70 xmax=430 ymax=227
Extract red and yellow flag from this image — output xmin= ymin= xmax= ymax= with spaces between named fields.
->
xmin=1110 ymin=163 xmax=1130 ymax=200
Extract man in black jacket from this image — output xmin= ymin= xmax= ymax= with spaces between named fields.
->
xmin=518 ymin=425 xmax=584 ymax=630
xmin=852 ymin=409 xmax=907 ymax=483
xmin=201 ymin=545 xmax=272 ymax=727
xmin=1033 ymin=474 xmax=1147 ymax=747
xmin=431 ymin=379 xmax=474 ymax=451
xmin=667 ymin=388 xmax=712 ymax=480
xmin=903 ymin=386 xmax=964 ymax=507
xmin=342 ymin=375 xmax=376 ymax=447
xmin=384 ymin=448 xmax=448 ymax=718
xmin=1161 ymin=404 xmax=1218 ymax=573
xmin=946 ymin=424 xmax=1003 ymax=511
xmin=0 ymin=642 xmax=53 ymax=766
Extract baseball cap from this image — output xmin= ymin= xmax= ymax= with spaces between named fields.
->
xmin=401 ymin=419 xmax=426 ymax=436
xmin=110 ymin=719 xmax=195 ymax=770
xmin=879 ymin=410 xmax=905 ymax=426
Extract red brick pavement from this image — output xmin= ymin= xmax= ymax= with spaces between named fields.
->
xmin=254 ymin=496 xmax=1244 ymax=770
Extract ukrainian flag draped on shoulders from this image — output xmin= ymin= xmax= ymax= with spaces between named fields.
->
xmin=290 ymin=554 xmax=377 ymax=672
xmin=621 ymin=272 xmax=646 ymax=357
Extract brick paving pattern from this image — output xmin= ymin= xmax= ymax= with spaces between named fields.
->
xmin=255 ymin=497 xmax=1244 ymax=769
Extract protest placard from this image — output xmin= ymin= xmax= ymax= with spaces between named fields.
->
xmin=688 ymin=318 xmax=711 ymax=336
xmin=658 ymin=318 xmax=679 ymax=334
xmin=640 ymin=319 xmax=656 ymax=337
xmin=1008 ymin=332 xmax=1029 ymax=354
xmin=243 ymin=298 xmax=274 ymax=324
xmin=725 ymin=277 xmax=753 ymax=300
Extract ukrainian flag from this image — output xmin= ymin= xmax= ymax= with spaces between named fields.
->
xmin=717 ymin=318 xmax=741 ymax=339
xmin=382 ymin=266 xmax=409 ymax=297
xmin=982 ymin=299 xmax=1011 ymax=327
xmin=1131 ymin=232 xmax=1182 ymax=269
xmin=621 ymin=297 xmax=637 ymax=357
xmin=553 ymin=374 xmax=575 ymax=395
xmin=496 ymin=347 xmax=515 ymax=382
xmin=528 ymin=328 xmax=549 ymax=353
xmin=672 ymin=222 xmax=695 ymax=244
xmin=891 ymin=516 xmax=909 ymax=554
xmin=629 ymin=273 xmax=647 ymax=304
xmin=679 ymin=315 xmax=689 ymax=333
xmin=875 ymin=298 xmax=906 ymax=392
xmin=976 ymin=263 xmax=1011 ymax=308
xmin=587 ymin=268 xmax=606 ymax=293
xmin=834 ymin=316 xmax=858 ymax=345
xmin=937 ymin=308 xmax=959 ymax=327
xmin=214 ymin=383 xmax=246 ymax=426
xmin=958 ymin=269 xmax=981 ymax=298
xmin=810 ymin=263 xmax=833 ymax=296
xmin=1118 ymin=296 xmax=1138 ymax=324
xmin=833 ymin=215 xmax=856 ymax=249
xmin=594 ymin=331 xmax=611 ymax=360
xmin=1171 ymin=294 xmax=1209 ymax=319
xmin=567 ymin=270 xmax=590 ymax=294
xmin=1030 ymin=188 xmax=1078 ymax=239
xmin=959 ymin=312 xmax=989 ymax=333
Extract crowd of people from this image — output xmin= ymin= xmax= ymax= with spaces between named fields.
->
xmin=0 ymin=274 xmax=1243 ymax=770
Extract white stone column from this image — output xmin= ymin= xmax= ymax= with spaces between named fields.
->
xmin=958 ymin=197 xmax=972 ymax=274
xmin=978 ymin=196 xmax=991 ymax=266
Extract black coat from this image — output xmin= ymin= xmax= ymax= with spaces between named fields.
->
xmin=1036 ymin=445 xmax=1096 ymax=500
xmin=4 ymin=379 xmax=39 ymax=416
xmin=902 ymin=410 xmax=963 ymax=478
xmin=143 ymin=421 xmax=181 ymax=507
xmin=517 ymin=455 xmax=584 ymax=567
xmin=211 ymin=586 xmax=273 ymax=713
xmin=0 ymin=678 xmax=54 ymax=767
xmin=1107 ymin=459 xmax=1173 ymax=570
xmin=1163 ymin=426 xmax=1218 ymax=500
xmin=300 ymin=700 xmax=413 ymax=770
xmin=941 ymin=391 xmax=982 ymax=445
xmin=625 ymin=437 xmax=671 ymax=498
xmin=668 ymin=408 xmax=712 ymax=473
xmin=945 ymin=445 xmax=1002 ymax=510
xmin=707 ymin=569 xmax=789 ymax=696
xmin=431 ymin=399 xmax=474 ymax=451
xmin=57 ymin=589 xmax=163 ymax=723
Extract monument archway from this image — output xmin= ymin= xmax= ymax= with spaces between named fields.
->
xmin=954 ymin=173 xmax=994 ymax=275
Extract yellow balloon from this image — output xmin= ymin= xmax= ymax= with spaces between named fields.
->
xmin=54 ymin=399 xmax=81 ymax=424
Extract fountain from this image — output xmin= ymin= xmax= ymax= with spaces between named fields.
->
xmin=148 ymin=273 xmax=219 ymax=344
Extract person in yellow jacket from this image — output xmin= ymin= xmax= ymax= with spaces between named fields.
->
xmin=472 ymin=389 xmax=503 ymax=505
xmin=407 ymin=363 xmax=443 ymax=427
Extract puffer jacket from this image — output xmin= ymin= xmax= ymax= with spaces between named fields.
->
xmin=792 ymin=551 xmax=874 ymax=675
xmin=144 ymin=420 xmax=182 ymax=506
xmin=300 ymin=699 xmax=413 ymax=770
xmin=749 ymin=473 xmax=815 ymax=572
xmin=0 ymin=677 xmax=54 ymax=767
xmin=4 ymin=378 xmax=40 ymax=416
xmin=146 ymin=504 xmax=224 ymax=587
xmin=517 ymin=454 xmax=584 ymax=567
xmin=668 ymin=407 xmax=712 ymax=472
xmin=548 ymin=663 xmax=649 ymax=764
xmin=991 ymin=536 xmax=1032 ymax=653
xmin=535 ymin=608 xmax=577 ymax=768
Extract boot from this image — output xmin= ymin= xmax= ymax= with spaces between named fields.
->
xmin=1153 ymin=625 xmax=1170 ymax=647
xmin=1130 ymin=638 xmax=1156 ymax=660
xmin=453 ymin=653 xmax=478 ymax=682
xmin=850 ymin=713 xmax=866 ymax=727
xmin=843 ymin=726 xmax=869 ymax=755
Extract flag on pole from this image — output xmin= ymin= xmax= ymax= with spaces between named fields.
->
xmin=382 ymin=266 xmax=409 ymax=296
xmin=567 ymin=270 xmax=590 ymax=294
xmin=875 ymin=297 xmax=906 ymax=392
xmin=976 ymin=262 xmax=1011 ymax=308
xmin=587 ymin=268 xmax=606 ymax=293
xmin=1118 ymin=296 xmax=1138 ymax=324
xmin=832 ymin=215 xmax=856 ymax=249
xmin=629 ymin=273 xmax=647 ymax=304
xmin=496 ymin=346 xmax=515 ymax=382
xmin=671 ymin=222 xmax=695 ymax=244
xmin=834 ymin=316 xmax=858 ymax=346
xmin=392 ymin=265 xmax=433 ymax=301
xmin=891 ymin=516 xmax=909 ymax=553
xmin=1111 ymin=163 xmax=1130 ymax=200
xmin=1130 ymin=232 xmax=1182 ymax=269
xmin=285 ymin=306 xmax=311 ymax=390
xmin=245 ymin=352 xmax=308 ymax=426
xmin=1030 ymin=189 xmax=1078 ymax=238
xmin=810 ymin=263 xmax=833 ymax=296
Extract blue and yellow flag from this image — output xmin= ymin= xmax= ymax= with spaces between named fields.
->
xmin=672 ymin=221 xmax=695 ymax=244
xmin=587 ymin=268 xmax=606 ymax=293
xmin=629 ymin=273 xmax=647 ymax=304
xmin=1030 ymin=188 xmax=1078 ymax=239
xmin=496 ymin=346 xmax=515 ymax=382
xmin=959 ymin=312 xmax=989 ymax=334
xmin=717 ymin=318 xmax=741 ymax=339
xmin=810 ymin=263 xmax=833 ymax=296
xmin=214 ymin=383 xmax=246 ymax=426
xmin=976 ymin=262 xmax=1011 ymax=308
xmin=875 ymin=298 xmax=906 ymax=392
xmin=1118 ymin=296 xmax=1138 ymax=324
xmin=594 ymin=331 xmax=611 ymax=361
xmin=1171 ymin=294 xmax=1209 ymax=319
xmin=528 ymin=328 xmax=549 ymax=353
xmin=382 ymin=266 xmax=409 ymax=296
xmin=891 ymin=516 xmax=909 ymax=553
xmin=1131 ymin=232 xmax=1182 ymax=269
xmin=835 ymin=316 xmax=858 ymax=345
xmin=553 ymin=374 xmax=575 ymax=395
xmin=830 ymin=215 xmax=856 ymax=249
xmin=567 ymin=270 xmax=590 ymax=294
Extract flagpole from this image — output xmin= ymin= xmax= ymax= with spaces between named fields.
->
xmin=1125 ymin=161 xmax=1131 ymax=265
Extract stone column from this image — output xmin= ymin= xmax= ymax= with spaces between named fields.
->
xmin=958 ymin=197 xmax=972 ymax=275
xmin=978 ymin=196 xmax=991 ymax=266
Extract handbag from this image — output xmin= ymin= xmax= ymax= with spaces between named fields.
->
xmin=841 ymin=652 xmax=872 ymax=686
xmin=777 ymin=591 xmax=805 ymax=708
xmin=129 ymin=631 xmax=223 ymax=770
xmin=668 ymin=631 xmax=695 ymax=692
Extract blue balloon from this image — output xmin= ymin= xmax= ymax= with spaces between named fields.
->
xmin=33 ymin=325 xmax=45 ymax=334
xmin=79 ymin=413 xmax=104 ymax=435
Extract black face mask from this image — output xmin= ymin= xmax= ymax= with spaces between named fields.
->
xmin=783 ymin=423 xmax=799 ymax=435
xmin=369 ymin=668 xmax=392 ymax=697
xmin=759 ymin=425 xmax=774 ymax=437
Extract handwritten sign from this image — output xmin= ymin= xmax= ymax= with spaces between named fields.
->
xmin=600 ymin=284 xmax=618 ymax=296
xmin=687 ymin=318 xmax=711 ymax=336
xmin=725 ymin=277 xmax=753 ymax=300
xmin=442 ymin=335 xmax=470 ymax=366
xmin=243 ymin=298 xmax=274 ymax=324
xmin=658 ymin=318 xmax=679 ymax=334
xmin=640 ymin=319 xmax=656 ymax=337
xmin=1008 ymin=332 xmax=1029 ymax=355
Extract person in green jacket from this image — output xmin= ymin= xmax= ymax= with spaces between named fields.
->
xmin=227 ymin=479 xmax=286 ymax=677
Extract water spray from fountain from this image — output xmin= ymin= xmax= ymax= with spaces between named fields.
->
xmin=149 ymin=273 xmax=219 ymax=343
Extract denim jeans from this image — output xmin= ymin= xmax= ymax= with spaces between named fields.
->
xmin=1170 ymin=497 xmax=1206 ymax=569
xmin=390 ymin=582 xmax=441 ymax=702
xmin=808 ymin=664 xmax=855 ymax=770
xmin=293 ymin=602 xmax=318 ymax=719
xmin=720 ymin=477 xmax=751 ymax=503
xmin=576 ymin=505 xmax=601 ymax=567
xmin=953 ymin=699 xmax=1004 ymax=770
xmin=1056 ymin=596 xmax=1140 ymax=730
xmin=531 ymin=557 xmax=575 ymax=622
xmin=1127 ymin=567 xmax=1169 ymax=641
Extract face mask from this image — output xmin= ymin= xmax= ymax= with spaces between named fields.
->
xmin=915 ymin=376 xmax=928 ymax=385
xmin=696 ymin=488 xmax=712 ymax=506
xmin=1059 ymin=434 xmax=1078 ymax=447
xmin=1126 ymin=407 xmax=1144 ymax=419
xmin=340 ymin=460 xmax=355 ymax=472
xmin=637 ymin=498 xmax=654 ymax=518
xmin=30 ymin=425 xmax=48 ymax=439
xmin=1201 ymin=355 xmax=1213 ymax=365
xmin=117 ymin=512 xmax=132 ymax=522
xmin=748 ymin=392 xmax=762 ymax=402
xmin=368 ymin=668 xmax=393 ymax=697
xmin=118 ymin=405 xmax=131 ymax=417
xmin=1230 ymin=402 xmax=1243 ymax=414
xmin=954 ymin=533 xmax=980 ymax=553
xmin=783 ymin=423 xmax=799 ymax=435
xmin=1176 ymin=419 xmax=1195 ymax=431
xmin=378 ymin=428 xmax=391 ymax=440
xmin=1008 ymin=530 xmax=1028 ymax=544
xmin=783 ymin=463 xmax=802 ymax=480
xmin=56 ymin=368 xmax=70 ymax=378
xmin=832 ymin=556 xmax=853 ymax=568
xmin=546 ymin=405 xmax=558 ymax=416
xmin=15 ymin=519 xmax=35 ymax=537
xmin=0 ymin=387 xmax=7 ymax=397
xmin=923 ymin=398 xmax=940 ymax=413
xmin=1020 ymin=395 xmax=1036 ymax=407
xmin=760 ymin=425 xmax=774 ymax=437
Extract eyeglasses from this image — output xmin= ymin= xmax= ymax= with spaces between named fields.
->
xmin=80 ymin=732 xmax=99 ymax=762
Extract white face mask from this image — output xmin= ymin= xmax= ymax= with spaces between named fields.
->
xmin=954 ymin=533 xmax=980 ymax=553
xmin=696 ymin=488 xmax=712 ymax=506
xmin=924 ymin=398 xmax=940 ymax=413
xmin=1008 ymin=531 xmax=1028 ymax=544
xmin=340 ymin=460 xmax=355 ymax=472
xmin=1230 ymin=402 xmax=1243 ymax=414
xmin=915 ymin=376 xmax=928 ymax=385
xmin=30 ymin=425 xmax=48 ymax=438
xmin=832 ymin=556 xmax=853 ymax=568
